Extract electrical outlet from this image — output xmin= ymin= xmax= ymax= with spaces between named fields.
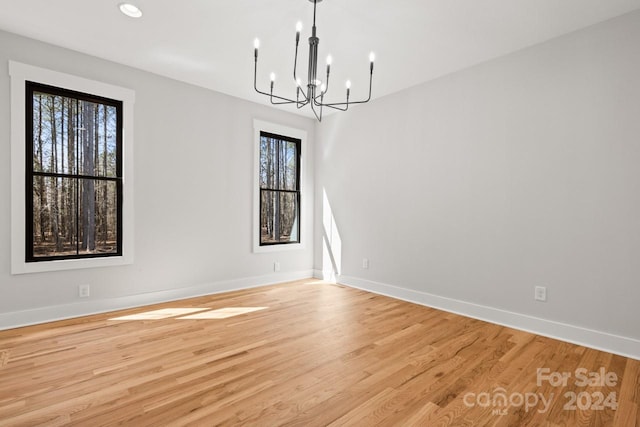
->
xmin=534 ymin=286 xmax=547 ymax=302
xmin=79 ymin=284 xmax=90 ymax=298
xmin=362 ymin=258 xmax=369 ymax=269
xmin=274 ymin=261 xmax=281 ymax=272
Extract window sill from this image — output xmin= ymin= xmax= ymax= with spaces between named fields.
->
xmin=253 ymin=242 xmax=305 ymax=254
xmin=12 ymin=254 xmax=134 ymax=275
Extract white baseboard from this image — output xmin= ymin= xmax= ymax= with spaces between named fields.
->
xmin=0 ymin=270 xmax=314 ymax=331
xmin=313 ymin=269 xmax=337 ymax=282
xmin=338 ymin=274 xmax=640 ymax=361
xmin=5 ymin=271 xmax=638 ymax=360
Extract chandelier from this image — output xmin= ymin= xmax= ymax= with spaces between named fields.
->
xmin=253 ymin=0 xmax=375 ymax=122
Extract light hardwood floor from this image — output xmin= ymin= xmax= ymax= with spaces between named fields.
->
xmin=0 ymin=279 xmax=638 ymax=426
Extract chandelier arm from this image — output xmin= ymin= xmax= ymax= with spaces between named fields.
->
xmin=293 ymin=39 xmax=302 ymax=94
xmin=297 ymin=82 xmax=310 ymax=103
xmin=313 ymin=94 xmax=347 ymax=111
xmin=324 ymin=70 xmax=330 ymax=95
xmin=254 ymin=56 xmax=303 ymax=105
xmin=269 ymin=97 xmax=301 ymax=105
xmin=312 ymin=72 xmax=330 ymax=103
xmin=254 ymin=82 xmax=296 ymax=103
xmin=296 ymin=91 xmax=309 ymax=109
xmin=320 ymin=103 xmax=348 ymax=112
xmin=318 ymin=71 xmax=372 ymax=107
xmin=267 ymin=87 xmax=308 ymax=105
xmin=309 ymin=98 xmax=323 ymax=121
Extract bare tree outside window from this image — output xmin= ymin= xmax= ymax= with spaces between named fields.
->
xmin=26 ymin=82 xmax=122 ymax=261
xmin=259 ymin=132 xmax=300 ymax=245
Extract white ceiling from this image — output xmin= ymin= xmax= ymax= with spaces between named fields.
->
xmin=1 ymin=0 xmax=639 ymax=119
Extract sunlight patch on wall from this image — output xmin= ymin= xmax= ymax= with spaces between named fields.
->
xmin=322 ymin=188 xmax=342 ymax=282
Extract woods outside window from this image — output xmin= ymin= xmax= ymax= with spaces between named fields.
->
xmin=26 ymin=82 xmax=123 ymax=261
xmin=10 ymin=61 xmax=134 ymax=274
xmin=259 ymin=131 xmax=301 ymax=246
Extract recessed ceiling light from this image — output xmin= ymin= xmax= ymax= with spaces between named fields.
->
xmin=119 ymin=3 xmax=143 ymax=18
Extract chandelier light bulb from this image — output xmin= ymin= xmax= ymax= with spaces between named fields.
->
xmin=296 ymin=78 xmax=302 ymax=87
xmin=326 ymin=55 xmax=332 ymax=66
xmin=369 ymin=52 xmax=375 ymax=62
xmin=321 ymin=83 xmax=327 ymax=93
xmin=254 ymin=38 xmax=260 ymax=49
xmin=270 ymin=72 xmax=276 ymax=82
xmin=296 ymin=21 xmax=303 ymax=33
xmin=346 ymin=80 xmax=352 ymax=89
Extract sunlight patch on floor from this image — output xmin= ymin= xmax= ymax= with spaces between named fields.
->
xmin=177 ymin=307 xmax=268 ymax=319
xmin=109 ymin=308 xmax=209 ymax=321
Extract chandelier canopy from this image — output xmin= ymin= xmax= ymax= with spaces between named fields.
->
xmin=253 ymin=0 xmax=375 ymax=122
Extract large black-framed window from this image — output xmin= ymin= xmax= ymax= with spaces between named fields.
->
xmin=26 ymin=81 xmax=123 ymax=262
xmin=259 ymin=131 xmax=301 ymax=246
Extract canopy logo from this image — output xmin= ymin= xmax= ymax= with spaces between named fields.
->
xmin=463 ymin=388 xmax=553 ymax=415
xmin=463 ymin=367 xmax=619 ymax=416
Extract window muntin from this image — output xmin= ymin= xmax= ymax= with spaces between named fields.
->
xmin=26 ymin=81 xmax=123 ymax=262
xmin=259 ymin=131 xmax=301 ymax=245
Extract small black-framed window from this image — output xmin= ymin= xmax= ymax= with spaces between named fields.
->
xmin=25 ymin=81 xmax=123 ymax=262
xmin=259 ymin=131 xmax=301 ymax=246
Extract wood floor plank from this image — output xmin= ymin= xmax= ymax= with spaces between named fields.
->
xmin=0 ymin=279 xmax=637 ymax=426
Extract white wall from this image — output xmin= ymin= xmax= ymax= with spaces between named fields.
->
xmin=0 ymin=30 xmax=315 ymax=327
xmin=315 ymin=11 xmax=640 ymax=358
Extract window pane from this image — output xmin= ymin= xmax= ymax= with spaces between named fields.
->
xmin=78 ymin=179 xmax=119 ymax=255
xmin=279 ymin=191 xmax=299 ymax=242
xmin=32 ymin=177 xmax=78 ymax=258
xmin=260 ymin=136 xmax=298 ymax=191
xmin=281 ymin=141 xmax=298 ymax=191
xmin=78 ymin=101 xmax=118 ymax=177
xmin=32 ymin=93 xmax=76 ymax=175
xmin=260 ymin=190 xmax=299 ymax=244
xmin=31 ymin=178 xmax=118 ymax=258
xmin=260 ymin=136 xmax=275 ymax=189
xmin=32 ymin=92 xmax=118 ymax=178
